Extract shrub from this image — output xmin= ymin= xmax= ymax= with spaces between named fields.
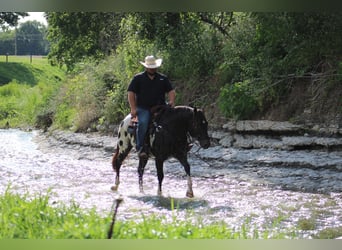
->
xmin=219 ymin=80 xmax=258 ymax=120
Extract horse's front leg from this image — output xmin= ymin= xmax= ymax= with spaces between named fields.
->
xmin=155 ymin=158 xmax=164 ymax=196
xmin=179 ymin=156 xmax=194 ymax=198
xmin=138 ymin=157 xmax=148 ymax=193
xmin=186 ymin=176 xmax=194 ymax=198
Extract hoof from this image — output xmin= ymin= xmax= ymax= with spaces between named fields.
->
xmin=186 ymin=191 xmax=194 ymax=198
xmin=111 ymin=185 xmax=118 ymax=191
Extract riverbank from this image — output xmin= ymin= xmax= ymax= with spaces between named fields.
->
xmin=211 ymin=120 xmax=342 ymax=151
xmin=39 ymin=119 xmax=342 ymax=173
xmin=39 ymin=119 xmax=342 ymax=151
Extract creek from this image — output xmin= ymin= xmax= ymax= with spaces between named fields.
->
xmin=1 ymin=128 xmax=342 ymax=238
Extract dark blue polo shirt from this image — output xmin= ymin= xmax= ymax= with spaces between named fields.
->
xmin=127 ymin=71 xmax=174 ymax=109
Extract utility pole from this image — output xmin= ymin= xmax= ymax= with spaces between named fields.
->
xmin=14 ymin=27 xmax=17 ymax=56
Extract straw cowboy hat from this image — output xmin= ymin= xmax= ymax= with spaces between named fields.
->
xmin=140 ymin=55 xmax=162 ymax=69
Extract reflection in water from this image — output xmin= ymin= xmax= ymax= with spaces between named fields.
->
xmin=131 ymin=195 xmax=209 ymax=210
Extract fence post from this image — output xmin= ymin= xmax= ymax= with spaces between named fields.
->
xmin=6 ymin=53 xmax=9 ymax=63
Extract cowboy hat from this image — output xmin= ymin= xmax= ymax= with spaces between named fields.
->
xmin=140 ymin=55 xmax=162 ymax=69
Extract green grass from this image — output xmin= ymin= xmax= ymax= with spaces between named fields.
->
xmin=314 ymin=227 xmax=342 ymax=239
xmin=0 ymin=189 xmax=110 ymax=239
xmin=0 ymin=56 xmax=66 ymax=128
xmin=0 ymin=56 xmax=64 ymax=86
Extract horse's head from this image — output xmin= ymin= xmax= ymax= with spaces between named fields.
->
xmin=190 ymin=108 xmax=210 ymax=149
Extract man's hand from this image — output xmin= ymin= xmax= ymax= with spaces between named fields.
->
xmin=130 ymin=108 xmax=137 ymax=118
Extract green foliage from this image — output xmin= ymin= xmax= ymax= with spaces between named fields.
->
xmin=219 ymin=80 xmax=258 ymax=120
xmin=0 ymin=188 xmax=109 ymax=239
xmin=53 ymin=104 xmax=77 ymax=130
xmin=0 ymin=30 xmax=15 ymax=54
xmin=0 ymin=62 xmax=36 ymax=85
xmin=117 ymin=13 xmax=226 ymax=112
xmin=297 ymin=218 xmax=316 ymax=231
xmin=0 ymin=80 xmax=59 ymax=128
xmin=3 ymin=12 xmax=340 ymax=130
xmin=0 ymin=56 xmax=65 ymax=128
xmin=46 ymin=12 xmax=124 ymax=71
xmin=0 ymin=20 xmax=48 ymax=55
xmin=315 ymin=227 xmax=342 ymax=239
xmin=16 ymin=20 xmax=49 ymax=55
xmin=217 ymin=12 xmax=342 ymax=120
xmin=122 ymin=13 xmax=223 ymax=79
xmin=51 ymin=55 xmax=132 ymax=131
xmin=0 ymin=12 xmax=28 ymax=28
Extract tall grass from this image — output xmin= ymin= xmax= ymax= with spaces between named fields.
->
xmin=0 ymin=80 xmax=59 ymax=128
xmin=0 ymin=56 xmax=65 ymax=128
xmin=51 ymin=56 xmax=131 ymax=132
xmin=0 ymin=188 xmax=109 ymax=239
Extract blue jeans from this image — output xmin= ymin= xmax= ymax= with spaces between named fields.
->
xmin=136 ymin=107 xmax=150 ymax=151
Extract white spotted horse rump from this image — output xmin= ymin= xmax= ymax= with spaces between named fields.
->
xmin=116 ymin=114 xmax=136 ymax=155
xmin=116 ymin=114 xmax=155 ymax=155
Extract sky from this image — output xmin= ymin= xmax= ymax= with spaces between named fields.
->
xmin=19 ymin=12 xmax=47 ymax=25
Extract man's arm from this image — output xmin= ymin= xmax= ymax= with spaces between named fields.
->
xmin=128 ymin=91 xmax=137 ymax=117
xmin=167 ymin=89 xmax=176 ymax=107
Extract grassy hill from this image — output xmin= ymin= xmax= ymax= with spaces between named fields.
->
xmin=0 ymin=56 xmax=64 ymax=85
xmin=0 ymin=56 xmax=66 ymax=128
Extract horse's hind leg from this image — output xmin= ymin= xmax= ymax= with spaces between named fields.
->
xmin=111 ymin=147 xmax=121 ymax=191
xmin=111 ymin=145 xmax=131 ymax=191
xmin=138 ymin=157 xmax=148 ymax=193
xmin=155 ymin=158 xmax=164 ymax=196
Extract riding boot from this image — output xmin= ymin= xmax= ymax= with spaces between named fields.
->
xmin=138 ymin=137 xmax=150 ymax=159
xmin=138 ymin=148 xmax=148 ymax=158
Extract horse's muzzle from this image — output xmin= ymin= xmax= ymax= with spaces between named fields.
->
xmin=199 ymin=138 xmax=210 ymax=149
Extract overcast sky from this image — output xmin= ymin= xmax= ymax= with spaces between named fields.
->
xmin=19 ymin=12 xmax=47 ymax=25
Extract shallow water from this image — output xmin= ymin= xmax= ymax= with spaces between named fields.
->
xmin=1 ymin=129 xmax=342 ymax=238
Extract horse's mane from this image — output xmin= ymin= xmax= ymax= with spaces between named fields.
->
xmin=152 ymin=105 xmax=194 ymax=125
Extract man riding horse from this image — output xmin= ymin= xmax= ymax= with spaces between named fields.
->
xmin=127 ymin=55 xmax=175 ymax=158
xmin=111 ymin=55 xmax=210 ymax=197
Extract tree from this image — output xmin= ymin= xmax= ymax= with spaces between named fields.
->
xmin=46 ymin=12 xmax=124 ymax=71
xmin=46 ymin=12 xmax=234 ymax=72
xmin=0 ymin=30 xmax=15 ymax=54
xmin=16 ymin=21 xmax=49 ymax=55
xmin=218 ymin=12 xmax=342 ymax=119
xmin=0 ymin=12 xmax=28 ymax=29
xmin=0 ymin=20 xmax=49 ymax=55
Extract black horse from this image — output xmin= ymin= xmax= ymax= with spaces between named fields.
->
xmin=111 ymin=105 xmax=210 ymax=198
